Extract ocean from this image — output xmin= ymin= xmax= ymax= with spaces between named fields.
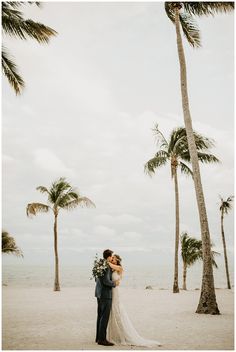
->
xmin=2 ymin=263 xmax=234 ymax=290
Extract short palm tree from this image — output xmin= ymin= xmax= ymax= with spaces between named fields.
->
xmin=145 ymin=125 xmax=219 ymax=293
xmin=2 ymin=230 xmax=23 ymax=257
xmin=219 ymin=195 xmax=234 ymax=289
xmin=26 ymin=177 xmax=95 ymax=291
xmin=165 ymin=1 xmax=234 ymax=314
xmin=2 ymin=2 xmax=57 ymax=94
xmin=181 ymin=232 xmax=219 ymax=291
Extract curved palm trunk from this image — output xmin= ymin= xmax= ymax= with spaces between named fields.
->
xmin=174 ymin=9 xmax=219 ymax=314
xmin=183 ymin=261 xmax=187 ymax=290
xmin=53 ymin=212 xmax=60 ymax=291
xmin=221 ymin=211 xmax=231 ymax=289
xmin=173 ymin=165 xmax=180 ymax=293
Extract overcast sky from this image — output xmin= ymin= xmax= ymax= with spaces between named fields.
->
xmin=2 ymin=2 xmax=234 ymax=275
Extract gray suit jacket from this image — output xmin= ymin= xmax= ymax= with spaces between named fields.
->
xmin=95 ymin=267 xmax=115 ymax=299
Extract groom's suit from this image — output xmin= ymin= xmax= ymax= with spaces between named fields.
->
xmin=95 ymin=267 xmax=115 ymax=342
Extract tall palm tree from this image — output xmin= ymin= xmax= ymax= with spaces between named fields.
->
xmin=181 ymin=232 xmax=219 ymax=291
xmin=26 ymin=177 xmax=95 ymax=291
xmin=165 ymin=2 xmax=234 ymax=313
xmin=145 ymin=125 xmax=219 ymax=293
xmin=219 ymin=195 xmax=234 ymax=289
xmin=2 ymin=2 xmax=57 ymax=95
xmin=2 ymin=230 xmax=23 ymax=257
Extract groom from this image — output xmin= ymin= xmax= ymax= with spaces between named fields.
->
xmin=95 ymin=249 xmax=119 ymax=346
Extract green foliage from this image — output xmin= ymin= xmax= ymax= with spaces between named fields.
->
xmin=179 ymin=12 xmax=201 ymax=48
xmin=181 ymin=232 xmax=219 ymax=268
xmin=165 ymin=2 xmax=234 ymax=48
xmin=26 ymin=203 xmax=50 ymax=217
xmin=182 ymin=3 xmax=234 ymax=16
xmin=26 ymin=177 xmax=95 ymax=217
xmin=2 ymin=1 xmax=57 ymax=94
xmin=144 ymin=125 xmax=219 ymax=178
xmin=2 ymin=230 xmax=23 ymax=257
xmin=219 ymin=195 xmax=234 ymax=215
xmin=2 ymin=48 xmax=25 ymax=95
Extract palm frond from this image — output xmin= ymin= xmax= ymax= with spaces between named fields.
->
xmin=4 ymin=2 xmax=41 ymax=9
xmin=49 ymin=177 xmax=71 ymax=204
xmin=164 ymin=2 xmax=176 ymax=23
xmin=196 ymin=152 xmax=219 ymax=164
xmin=219 ymin=195 xmax=234 ymax=214
xmin=26 ymin=203 xmax=50 ymax=217
xmin=2 ymin=3 xmax=23 ymax=19
xmin=226 ymin=196 xmax=234 ymax=203
xmin=169 ymin=127 xmax=189 ymax=155
xmin=179 ymin=131 xmax=215 ymax=157
xmin=56 ymin=190 xmax=79 ymax=208
xmin=179 ymin=12 xmax=201 ymax=48
xmin=2 ymin=230 xmax=23 ymax=257
xmin=152 ymin=124 xmax=169 ymax=149
xmin=77 ymin=197 xmax=96 ymax=208
xmin=144 ymin=150 xmax=169 ymax=176
xmin=194 ymin=132 xmax=215 ymax=150
xmin=2 ymin=47 xmax=24 ymax=95
xmin=62 ymin=199 xmax=80 ymax=211
xmin=181 ymin=232 xmax=219 ymax=268
xmin=62 ymin=197 xmax=95 ymax=210
xmin=36 ymin=186 xmax=49 ymax=195
xmin=2 ymin=16 xmax=57 ymax=43
xmin=182 ymin=2 xmax=234 ymax=17
xmin=179 ymin=161 xmax=193 ymax=177
xmin=180 ymin=151 xmax=219 ymax=164
xmin=2 ymin=1 xmax=57 ymax=42
xmin=181 ymin=232 xmax=202 ymax=266
xmin=211 ymin=250 xmax=220 ymax=268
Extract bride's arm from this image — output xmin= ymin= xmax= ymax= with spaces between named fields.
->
xmin=108 ymin=262 xmax=123 ymax=273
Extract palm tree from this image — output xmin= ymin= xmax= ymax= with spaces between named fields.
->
xmin=2 ymin=230 xmax=23 ymax=257
xmin=219 ymin=195 xmax=234 ymax=289
xmin=165 ymin=2 xmax=234 ymax=314
xmin=181 ymin=232 xmax=219 ymax=291
xmin=2 ymin=2 xmax=57 ymax=95
xmin=145 ymin=125 xmax=219 ymax=293
xmin=26 ymin=177 xmax=95 ymax=291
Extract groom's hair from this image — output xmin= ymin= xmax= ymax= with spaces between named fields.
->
xmin=103 ymin=249 xmax=113 ymax=259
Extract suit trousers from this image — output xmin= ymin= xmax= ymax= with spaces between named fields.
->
xmin=96 ymin=298 xmax=112 ymax=342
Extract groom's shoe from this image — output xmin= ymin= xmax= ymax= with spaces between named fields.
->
xmin=97 ymin=340 xmax=114 ymax=346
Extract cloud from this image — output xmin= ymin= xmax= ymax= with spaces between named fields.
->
xmin=93 ymin=225 xmax=116 ymax=237
xmin=95 ymin=213 xmax=143 ymax=226
xmin=32 ymin=148 xmax=75 ymax=178
xmin=2 ymin=2 xmax=233 ymax=279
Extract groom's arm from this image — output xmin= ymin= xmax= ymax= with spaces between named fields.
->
xmin=101 ymin=269 xmax=116 ymax=288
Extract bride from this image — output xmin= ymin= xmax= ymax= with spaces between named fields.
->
xmin=107 ymin=254 xmax=162 ymax=347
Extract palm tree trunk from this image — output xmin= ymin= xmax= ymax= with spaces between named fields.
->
xmin=173 ymin=166 xmax=180 ymax=293
xmin=174 ymin=8 xmax=219 ymax=314
xmin=183 ymin=261 xmax=187 ymax=290
xmin=53 ymin=212 xmax=60 ymax=291
xmin=221 ymin=211 xmax=231 ymax=289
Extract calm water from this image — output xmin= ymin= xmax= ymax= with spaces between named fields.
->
xmin=2 ymin=264 xmax=234 ymax=289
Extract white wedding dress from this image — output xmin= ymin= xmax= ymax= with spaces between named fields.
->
xmin=107 ymin=271 xmax=161 ymax=347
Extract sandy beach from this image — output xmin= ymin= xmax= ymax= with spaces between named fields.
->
xmin=2 ymin=286 xmax=234 ymax=350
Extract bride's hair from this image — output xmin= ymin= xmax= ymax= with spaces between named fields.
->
xmin=114 ymin=254 xmax=122 ymax=266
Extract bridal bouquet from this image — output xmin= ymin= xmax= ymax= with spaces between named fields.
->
xmin=91 ymin=254 xmax=109 ymax=280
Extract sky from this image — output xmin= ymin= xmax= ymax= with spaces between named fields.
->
xmin=2 ymin=2 xmax=234 ymax=279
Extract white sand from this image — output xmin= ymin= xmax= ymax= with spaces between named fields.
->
xmin=2 ymin=286 xmax=234 ymax=350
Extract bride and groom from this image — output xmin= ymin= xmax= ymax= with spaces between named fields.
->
xmin=95 ymin=249 xmax=161 ymax=347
